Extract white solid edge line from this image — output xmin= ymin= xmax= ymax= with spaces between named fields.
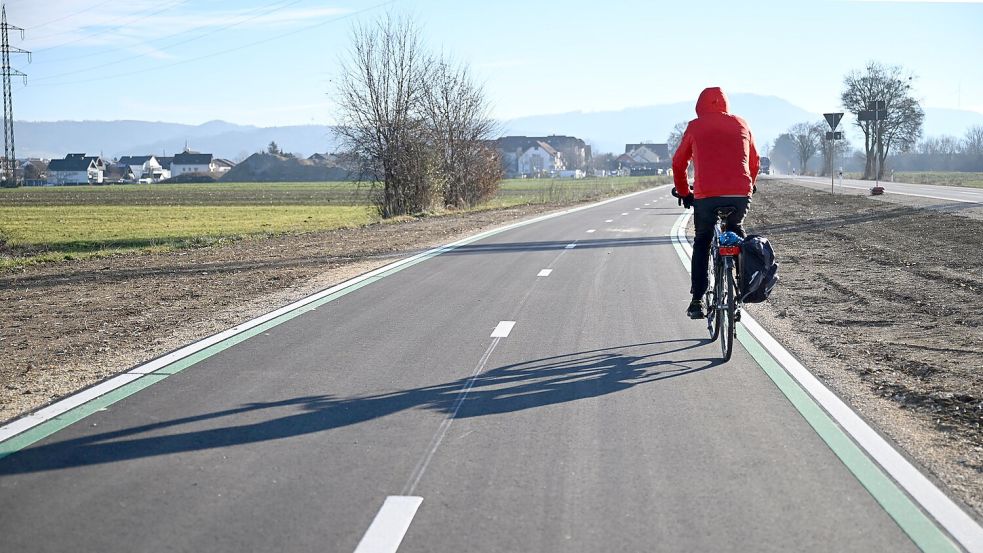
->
xmin=0 ymin=185 xmax=670 ymax=444
xmin=490 ymin=321 xmax=516 ymax=338
xmin=792 ymin=177 xmax=980 ymax=205
xmin=353 ymin=496 xmax=423 ymax=553
xmin=537 ymin=269 xmax=553 ymax=277
xmin=670 ymin=210 xmax=983 ymax=551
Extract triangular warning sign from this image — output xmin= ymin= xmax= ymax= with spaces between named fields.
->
xmin=824 ymin=112 xmax=844 ymax=131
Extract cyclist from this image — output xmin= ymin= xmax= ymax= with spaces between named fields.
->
xmin=671 ymin=87 xmax=760 ymax=319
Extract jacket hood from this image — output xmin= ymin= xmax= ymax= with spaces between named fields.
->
xmin=696 ymin=87 xmax=729 ymax=116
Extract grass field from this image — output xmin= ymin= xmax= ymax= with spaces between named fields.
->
xmin=0 ymin=176 xmax=667 ymax=268
xmin=844 ymin=171 xmax=983 ymax=189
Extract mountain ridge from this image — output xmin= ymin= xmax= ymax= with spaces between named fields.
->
xmin=16 ymin=94 xmax=983 ymax=159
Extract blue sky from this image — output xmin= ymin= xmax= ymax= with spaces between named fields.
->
xmin=6 ymin=0 xmax=983 ymax=126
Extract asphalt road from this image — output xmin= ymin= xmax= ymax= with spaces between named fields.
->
xmin=0 ymin=188 xmax=931 ymax=552
xmin=778 ymin=174 xmax=983 ymax=204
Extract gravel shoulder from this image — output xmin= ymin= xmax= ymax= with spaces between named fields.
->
xmin=739 ymin=180 xmax=982 ymax=518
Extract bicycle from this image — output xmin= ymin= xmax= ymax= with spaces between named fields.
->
xmin=672 ymin=188 xmax=742 ymax=361
xmin=705 ymin=207 xmax=742 ymax=361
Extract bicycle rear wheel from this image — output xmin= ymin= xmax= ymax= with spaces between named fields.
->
xmin=720 ymin=264 xmax=736 ymax=361
xmin=705 ymin=257 xmax=720 ymax=340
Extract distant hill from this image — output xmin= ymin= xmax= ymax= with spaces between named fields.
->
xmin=501 ymin=94 xmax=983 ymax=154
xmin=16 ymin=97 xmax=983 ymax=160
xmin=501 ymin=94 xmax=818 ymax=153
xmin=16 ymin=120 xmax=338 ymax=160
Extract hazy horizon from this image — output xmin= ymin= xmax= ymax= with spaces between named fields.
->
xmin=5 ymin=0 xmax=982 ymax=128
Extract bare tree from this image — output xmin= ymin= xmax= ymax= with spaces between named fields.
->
xmin=334 ymin=15 xmax=433 ymax=217
xmin=964 ymin=125 xmax=983 ymax=156
xmin=334 ymin=15 xmax=501 ymax=216
xmin=419 ymin=57 xmax=500 ymax=208
xmin=667 ymin=121 xmax=688 ymax=157
xmin=788 ymin=122 xmax=822 ymax=174
xmin=841 ymin=62 xmax=924 ymax=179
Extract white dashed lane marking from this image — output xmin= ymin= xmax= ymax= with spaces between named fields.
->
xmin=353 ymin=496 xmax=423 ymax=553
xmin=537 ymin=269 xmax=553 ymax=277
xmin=491 ymin=321 xmax=516 ymax=338
xmin=586 ymin=229 xmax=596 ymax=233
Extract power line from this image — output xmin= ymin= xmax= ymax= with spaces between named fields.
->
xmin=2 ymin=4 xmax=29 ymax=184
xmin=25 ymin=0 xmax=117 ymax=31
xmin=29 ymin=0 xmax=397 ymax=88
xmin=29 ymin=0 xmax=187 ymax=52
xmin=29 ymin=0 xmax=310 ymax=82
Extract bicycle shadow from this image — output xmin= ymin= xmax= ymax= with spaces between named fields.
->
xmin=0 ymin=339 xmax=721 ymax=475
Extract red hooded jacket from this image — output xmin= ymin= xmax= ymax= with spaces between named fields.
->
xmin=672 ymin=87 xmax=760 ymax=200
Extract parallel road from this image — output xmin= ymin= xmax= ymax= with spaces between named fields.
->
xmin=779 ymin=174 xmax=983 ymax=204
xmin=0 ymin=187 xmax=978 ymax=552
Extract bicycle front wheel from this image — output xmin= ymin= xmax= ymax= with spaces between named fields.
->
xmin=720 ymin=264 xmax=736 ymax=361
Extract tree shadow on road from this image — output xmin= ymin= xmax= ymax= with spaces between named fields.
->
xmin=0 ymin=339 xmax=721 ymax=475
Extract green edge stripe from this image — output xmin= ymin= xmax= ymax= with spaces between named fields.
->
xmin=736 ymin=324 xmax=959 ymax=552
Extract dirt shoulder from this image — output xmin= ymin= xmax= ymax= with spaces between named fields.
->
xmin=0 ymin=202 xmax=573 ymax=423
xmin=741 ymin=181 xmax=982 ymax=517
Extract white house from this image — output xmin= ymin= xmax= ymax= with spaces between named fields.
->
xmin=118 ymin=155 xmax=167 ymax=183
xmin=171 ymin=151 xmax=215 ymax=176
xmin=517 ymin=141 xmax=564 ymax=175
xmin=46 ymin=154 xmax=104 ymax=185
xmin=211 ymin=158 xmax=235 ymax=173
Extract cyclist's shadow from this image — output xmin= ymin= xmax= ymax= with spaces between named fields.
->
xmin=0 ymin=339 xmax=721 ymax=474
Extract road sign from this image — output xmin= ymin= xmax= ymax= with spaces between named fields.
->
xmin=826 ymin=131 xmax=844 ymax=140
xmin=824 ymin=112 xmax=844 ymax=130
xmin=858 ymin=110 xmax=888 ymax=121
xmin=866 ymin=100 xmax=886 ymax=110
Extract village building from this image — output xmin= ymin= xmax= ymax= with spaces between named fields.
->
xmin=171 ymin=150 xmax=215 ymax=176
xmin=118 ymin=155 xmax=170 ymax=183
xmin=494 ymin=135 xmax=591 ymax=177
xmin=618 ymin=143 xmax=672 ymax=175
xmin=46 ymin=154 xmax=105 ymax=185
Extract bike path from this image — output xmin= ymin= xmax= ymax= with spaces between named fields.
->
xmin=0 ymin=189 xmax=927 ymax=552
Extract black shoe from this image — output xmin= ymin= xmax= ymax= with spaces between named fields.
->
xmin=686 ymin=299 xmax=706 ymax=319
xmin=735 ymin=309 xmax=742 ymax=322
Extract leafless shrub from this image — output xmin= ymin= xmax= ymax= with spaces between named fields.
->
xmin=333 ymin=15 xmax=500 ymax=216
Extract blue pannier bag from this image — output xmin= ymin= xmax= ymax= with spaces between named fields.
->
xmin=739 ymin=235 xmax=779 ymax=303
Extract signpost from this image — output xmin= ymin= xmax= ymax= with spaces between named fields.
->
xmin=857 ymin=101 xmax=887 ymax=194
xmin=823 ymin=112 xmax=844 ymax=194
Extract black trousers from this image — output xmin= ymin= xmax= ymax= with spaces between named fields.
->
xmin=691 ymin=196 xmax=751 ymax=300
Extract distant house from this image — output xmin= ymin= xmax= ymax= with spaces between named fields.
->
xmin=620 ymin=143 xmax=671 ymax=175
xmin=157 ymin=156 xmax=174 ymax=177
xmin=494 ymin=135 xmax=589 ymax=177
xmin=21 ymin=158 xmax=48 ymax=186
xmin=517 ymin=141 xmax=565 ymax=175
xmin=118 ymin=155 xmax=167 ymax=183
xmin=46 ymin=154 xmax=105 ymax=185
xmin=171 ymin=150 xmax=214 ymax=175
xmin=211 ymin=158 xmax=235 ymax=174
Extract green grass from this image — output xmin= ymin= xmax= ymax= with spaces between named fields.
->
xmin=0 ymin=205 xmax=379 ymax=268
xmin=0 ymin=176 xmax=668 ymax=269
xmin=844 ymin=171 xmax=983 ymax=189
